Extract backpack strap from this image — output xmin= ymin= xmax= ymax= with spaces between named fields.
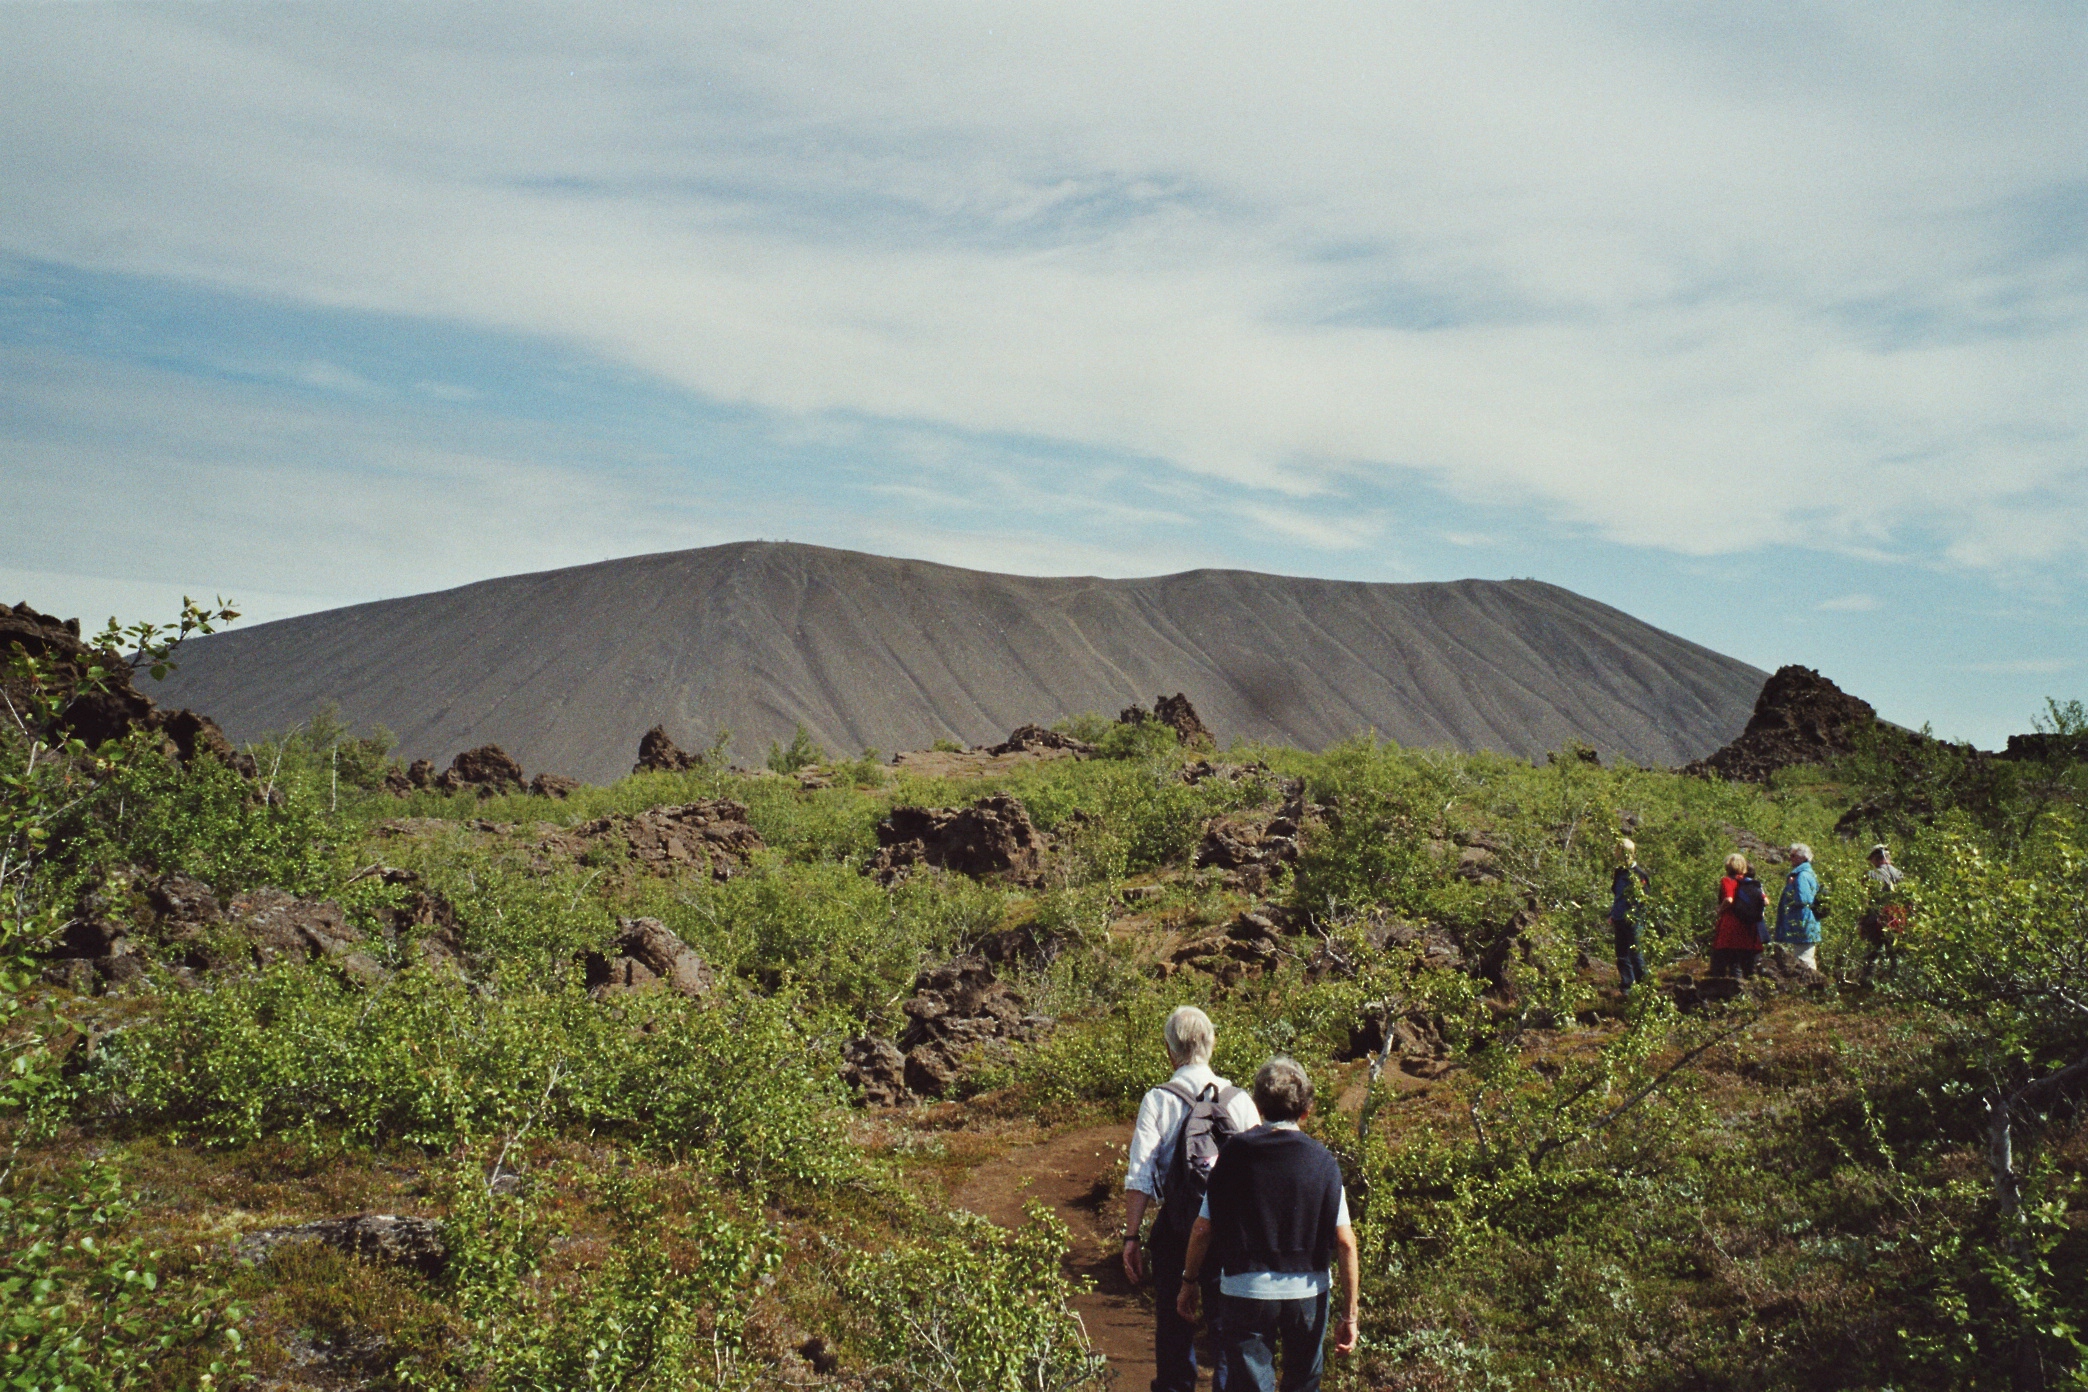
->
xmin=1158 ymin=1079 xmax=1205 ymax=1107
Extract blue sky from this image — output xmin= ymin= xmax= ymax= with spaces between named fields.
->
xmin=2 ymin=3 xmax=2083 ymax=748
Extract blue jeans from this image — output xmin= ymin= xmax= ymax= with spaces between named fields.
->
xmin=1220 ymin=1292 xmax=1329 ymax=1392
xmin=1613 ymin=923 xmax=1648 ymax=988
xmin=1150 ymin=1229 xmax=1227 ymax=1392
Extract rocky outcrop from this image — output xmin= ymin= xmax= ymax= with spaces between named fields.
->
xmin=1366 ymin=915 xmax=1466 ymax=972
xmin=1155 ymin=693 xmax=1214 ymax=748
xmin=1116 ymin=692 xmax=1215 ymax=748
xmin=528 ymin=772 xmax=579 ymax=799
xmin=842 ymin=939 xmax=1109 ymax=1106
xmin=869 ymin=795 xmax=1045 ymax=885
xmin=0 ymin=602 xmax=254 ymax=775
xmin=584 ymin=917 xmax=714 ymax=1000
xmin=984 ymin=724 xmax=1095 ymax=758
xmin=570 ymin=800 xmax=765 ymax=879
xmin=236 ymin=1214 xmax=448 ymax=1276
xmin=1684 ymin=667 xmax=1888 ymax=783
xmin=1163 ymin=910 xmax=1296 ymax=987
xmin=2000 ymin=731 xmax=2088 ymax=763
xmin=634 ymin=725 xmax=705 ymax=774
xmin=1192 ymin=779 xmax=1316 ymax=893
xmin=40 ymin=873 xmax=389 ymax=992
xmin=435 ymin=745 xmax=526 ymax=797
xmin=226 ymin=888 xmax=387 ymax=985
xmin=891 ymin=957 xmax=1053 ymax=1099
xmin=1344 ymin=1003 xmax=1454 ymax=1077
xmin=384 ymin=747 xmax=575 ymax=799
xmin=840 ymin=1036 xmax=909 ymax=1107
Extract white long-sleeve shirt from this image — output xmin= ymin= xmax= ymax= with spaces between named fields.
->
xmin=1123 ymin=1062 xmax=1263 ymax=1201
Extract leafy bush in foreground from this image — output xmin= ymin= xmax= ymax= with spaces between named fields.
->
xmin=844 ymin=1206 xmax=1105 ymax=1392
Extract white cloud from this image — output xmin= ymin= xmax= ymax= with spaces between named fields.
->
xmin=0 ymin=1 xmax=2082 ymax=576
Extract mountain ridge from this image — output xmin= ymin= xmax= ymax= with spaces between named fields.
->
xmin=150 ymin=541 xmax=1767 ymax=783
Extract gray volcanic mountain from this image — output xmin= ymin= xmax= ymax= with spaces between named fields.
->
xmin=152 ymin=542 xmax=1764 ymax=784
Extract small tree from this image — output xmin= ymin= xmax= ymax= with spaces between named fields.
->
xmin=1896 ymin=825 xmax=2088 ymax=1388
xmin=766 ymin=723 xmax=825 ymax=775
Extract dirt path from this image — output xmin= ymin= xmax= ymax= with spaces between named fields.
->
xmin=954 ymin=1123 xmax=1214 ymax=1389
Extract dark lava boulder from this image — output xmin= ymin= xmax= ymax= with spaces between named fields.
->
xmin=1 ymin=602 xmax=254 ymax=775
xmin=570 ymin=800 xmax=764 ymax=879
xmin=1116 ymin=692 xmax=1215 ymax=748
xmin=529 ymin=772 xmax=580 ymax=799
xmin=237 ymin=1214 xmax=447 ymax=1276
xmin=1192 ymin=779 xmax=1315 ymax=893
xmin=1684 ymin=666 xmax=1888 ymax=783
xmin=985 ymin=724 xmax=1095 ymax=757
xmin=634 ymin=725 xmax=705 ymax=774
xmin=435 ymin=745 xmax=526 ymax=797
xmin=895 ymin=956 xmax=1052 ymax=1099
xmin=840 ymin=1036 xmax=909 ymax=1107
xmin=870 ymin=795 xmax=1045 ymax=885
xmin=42 ymin=874 xmax=387 ymax=991
xmin=584 ymin=917 xmax=714 ymax=1000
xmin=227 ymin=887 xmax=387 ymax=985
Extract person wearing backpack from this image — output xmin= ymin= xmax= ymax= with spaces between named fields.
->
xmin=1710 ymin=852 xmax=1767 ymax=978
xmin=1609 ymin=839 xmax=1653 ymax=989
xmin=1123 ymin=1005 xmax=1263 ymax=1392
xmin=1775 ymin=842 xmax=1824 ymax=970
xmin=1858 ymin=843 xmax=1908 ymax=982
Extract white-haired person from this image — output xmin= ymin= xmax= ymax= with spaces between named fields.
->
xmin=1123 ymin=1005 xmax=1263 ymax=1392
xmin=1775 ymin=842 xmax=1824 ymax=970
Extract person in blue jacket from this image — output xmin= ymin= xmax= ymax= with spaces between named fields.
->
xmin=1775 ymin=843 xmax=1822 ymax=970
xmin=1609 ymin=839 xmax=1652 ymax=989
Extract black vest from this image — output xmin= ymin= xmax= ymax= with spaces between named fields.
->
xmin=1204 ymin=1126 xmax=1345 ymax=1276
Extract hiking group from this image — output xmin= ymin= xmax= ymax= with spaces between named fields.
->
xmin=1117 ymin=849 xmax=1914 ymax=1391
xmin=1123 ymin=1006 xmax=1357 ymax=1392
xmin=1607 ymin=836 xmax=1909 ymax=985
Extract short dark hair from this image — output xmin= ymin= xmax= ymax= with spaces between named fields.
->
xmin=1253 ymin=1057 xmax=1313 ymax=1122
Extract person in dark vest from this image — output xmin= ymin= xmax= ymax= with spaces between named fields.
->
xmin=1175 ymin=1057 xmax=1359 ymax=1392
xmin=1122 ymin=1005 xmax=1263 ymax=1392
xmin=1610 ymin=838 xmax=1653 ymax=989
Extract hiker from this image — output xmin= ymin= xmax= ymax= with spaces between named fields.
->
xmin=1123 ymin=1005 xmax=1263 ymax=1392
xmin=1175 ymin=1057 xmax=1359 ymax=1392
xmin=1710 ymin=852 xmax=1767 ymax=978
xmin=1859 ymin=843 xmax=1907 ymax=981
xmin=1775 ymin=842 xmax=1824 ymax=969
xmin=1610 ymin=839 xmax=1652 ymax=989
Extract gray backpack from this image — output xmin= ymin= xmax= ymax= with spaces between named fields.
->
xmin=1155 ymin=1080 xmax=1244 ymax=1240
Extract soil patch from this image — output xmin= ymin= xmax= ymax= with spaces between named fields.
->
xmin=953 ymin=1123 xmax=1222 ymax=1389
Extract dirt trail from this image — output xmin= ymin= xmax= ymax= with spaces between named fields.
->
xmin=954 ymin=1123 xmax=1216 ymax=1390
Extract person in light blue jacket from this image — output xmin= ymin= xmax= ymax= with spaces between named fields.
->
xmin=1775 ymin=843 xmax=1821 ymax=970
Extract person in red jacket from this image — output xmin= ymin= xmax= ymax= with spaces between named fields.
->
xmin=1710 ymin=853 xmax=1767 ymax=978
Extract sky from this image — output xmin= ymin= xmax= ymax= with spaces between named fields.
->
xmin=2 ymin=2 xmax=2083 ymax=749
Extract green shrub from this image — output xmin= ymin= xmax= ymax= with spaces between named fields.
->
xmin=431 ymin=1160 xmax=780 ymax=1391
xmin=94 ymin=968 xmax=850 ymax=1184
xmin=766 ymin=724 xmax=825 ymax=775
xmin=0 ymin=1155 xmax=247 ymax=1389
xmin=47 ymin=741 xmax=335 ymax=899
xmin=844 ymin=1206 xmax=1104 ymax=1392
xmin=1095 ymin=719 xmax=1177 ymax=762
